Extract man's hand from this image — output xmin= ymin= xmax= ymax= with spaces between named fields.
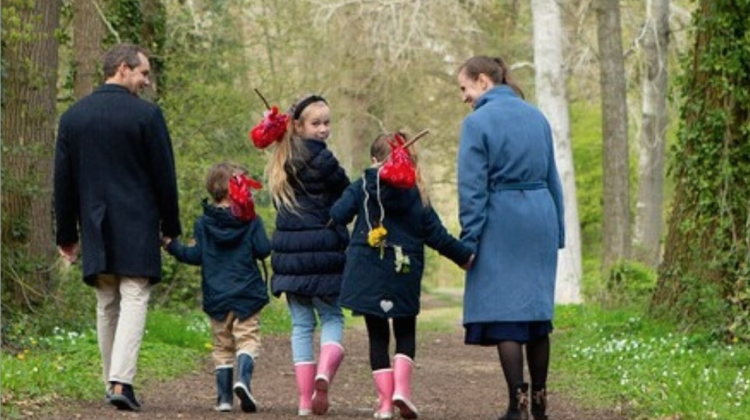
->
xmin=58 ymin=243 xmax=80 ymax=264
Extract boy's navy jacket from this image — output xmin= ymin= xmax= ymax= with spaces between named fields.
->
xmin=330 ymin=168 xmax=472 ymax=318
xmin=167 ymin=200 xmax=271 ymax=321
xmin=270 ymin=139 xmax=350 ymax=298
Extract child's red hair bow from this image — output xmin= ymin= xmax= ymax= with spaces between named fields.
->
xmin=379 ymin=132 xmax=417 ymax=189
xmin=250 ymin=105 xmax=290 ymax=149
xmin=228 ymin=174 xmax=263 ymax=221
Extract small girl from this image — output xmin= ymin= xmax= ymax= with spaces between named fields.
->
xmin=164 ymin=162 xmax=270 ymax=413
xmin=266 ymin=94 xmax=350 ymax=416
xmin=330 ymin=132 xmax=473 ymax=419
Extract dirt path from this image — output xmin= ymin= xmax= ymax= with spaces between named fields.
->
xmin=31 ymin=324 xmax=628 ymax=420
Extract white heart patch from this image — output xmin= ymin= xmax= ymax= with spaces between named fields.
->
xmin=380 ymin=299 xmax=394 ymax=313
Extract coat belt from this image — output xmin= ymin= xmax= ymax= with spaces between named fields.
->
xmin=489 ymin=181 xmax=547 ymax=191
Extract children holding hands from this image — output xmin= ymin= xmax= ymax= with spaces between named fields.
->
xmin=170 ymin=93 xmax=471 ymax=418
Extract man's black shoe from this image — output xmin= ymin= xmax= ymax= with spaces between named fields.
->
xmin=109 ymin=382 xmax=141 ymax=411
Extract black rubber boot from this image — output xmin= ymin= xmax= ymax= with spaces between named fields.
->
xmin=233 ymin=354 xmax=257 ymax=413
xmin=215 ymin=367 xmax=233 ymax=412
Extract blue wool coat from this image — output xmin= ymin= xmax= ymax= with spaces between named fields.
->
xmin=167 ymin=201 xmax=271 ymax=321
xmin=271 ymin=139 xmax=350 ymax=298
xmin=331 ymin=169 xmax=472 ymax=318
xmin=54 ymin=84 xmax=182 ymax=286
xmin=458 ymin=86 xmax=565 ymax=324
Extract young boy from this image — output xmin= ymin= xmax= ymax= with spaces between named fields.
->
xmin=164 ymin=162 xmax=270 ymax=413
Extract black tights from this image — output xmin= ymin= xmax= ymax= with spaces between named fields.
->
xmin=497 ymin=336 xmax=550 ymax=394
xmin=364 ymin=315 xmax=416 ymax=371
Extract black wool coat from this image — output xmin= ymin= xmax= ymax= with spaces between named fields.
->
xmin=54 ymin=84 xmax=182 ymax=285
xmin=330 ymin=168 xmax=472 ymax=318
xmin=270 ymin=139 xmax=350 ymax=298
xmin=167 ymin=201 xmax=271 ymax=321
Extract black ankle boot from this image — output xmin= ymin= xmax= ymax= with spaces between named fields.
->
xmin=531 ymin=387 xmax=548 ymax=420
xmin=499 ymin=382 xmax=529 ymax=420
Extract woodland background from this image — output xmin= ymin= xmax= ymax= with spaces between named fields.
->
xmin=1 ymin=0 xmax=749 ymax=377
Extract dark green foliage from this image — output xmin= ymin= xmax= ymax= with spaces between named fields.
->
xmin=606 ymin=260 xmax=657 ymax=308
xmin=654 ymin=0 xmax=750 ymax=342
xmin=104 ymin=0 xmax=141 ymax=45
xmin=1 ymin=264 xmax=95 ymax=350
xmin=153 ymin=2 xmax=270 ymax=310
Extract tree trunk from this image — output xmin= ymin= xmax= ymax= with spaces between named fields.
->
xmin=531 ymin=0 xmax=582 ymax=304
xmin=73 ymin=0 xmax=107 ymax=99
xmin=634 ymin=0 xmax=670 ymax=267
xmin=652 ymin=0 xmax=750 ymax=341
xmin=596 ymin=0 xmax=631 ymax=275
xmin=1 ymin=0 xmax=62 ymax=308
xmin=140 ymin=0 xmax=165 ymax=98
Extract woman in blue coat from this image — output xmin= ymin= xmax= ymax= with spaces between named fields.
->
xmin=456 ymin=56 xmax=565 ymax=420
xmin=331 ymin=133 xmax=473 ymax=419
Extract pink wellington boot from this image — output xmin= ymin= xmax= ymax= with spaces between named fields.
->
xmin=312 ymin=342 xmax=345 ymax=415
xmin=295 ymin=362 xmax=316 ymax=416
xmin=392 ymin=354 xmax=418 ymax=419
xmin=372 ymin=368 xmax=394 ymax=419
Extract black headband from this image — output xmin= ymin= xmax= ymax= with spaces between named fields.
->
xmin=292 ymin=95 xmax=327 ymax=120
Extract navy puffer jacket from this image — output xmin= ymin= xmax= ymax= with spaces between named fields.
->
xmin=271 ymin=139 xmax=350 ymax=298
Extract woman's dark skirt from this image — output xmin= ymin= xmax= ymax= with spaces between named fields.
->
xmin=464 ymin=321 xmax=553 ymax=345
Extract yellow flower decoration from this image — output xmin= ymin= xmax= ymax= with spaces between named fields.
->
xmin=368 ymin=225 xmax=388 ymax=248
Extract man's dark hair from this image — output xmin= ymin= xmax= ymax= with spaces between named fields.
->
xmin=102 ymin=43 xmax=148 ymax=78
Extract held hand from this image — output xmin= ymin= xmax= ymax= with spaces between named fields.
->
xmin=58 ymin=243 xmax=80 ymax=264
xmin=461 ymin=254 xmax=475 ymax=271
xmin=161 ymin=236 xmax=173 ymax=249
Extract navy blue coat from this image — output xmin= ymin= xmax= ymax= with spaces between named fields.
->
xmin=458 ymin=86 xmax=565 ymax=324
xmin=331 ymin=169 xmax=472 ymax=318
xmin=270 ymin=139 xmax=350 ymax=298
xmin=167 ymin=200 xmax=271 ymax=321
xmin=54 ymin=84 xmax=182 ymax=285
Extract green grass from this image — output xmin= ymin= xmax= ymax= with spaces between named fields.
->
xmin=260 ymin=296 xmax=294 ymax=333
xmin=1 ymin=309 xmax=210 ymax=418
xmin=4 ymin=294 xmax=750 ymax=419
xmin=0 ymin=296 xmax=292 ymax=417
xmin=553 ymin=304 xmax=750 ymax=420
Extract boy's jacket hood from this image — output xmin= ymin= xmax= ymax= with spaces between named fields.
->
xmin=201 ymin=199 xmax=251 ymax=245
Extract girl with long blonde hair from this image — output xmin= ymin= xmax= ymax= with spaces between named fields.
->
xmin=265 ymin=94 xmax=350 ymax=416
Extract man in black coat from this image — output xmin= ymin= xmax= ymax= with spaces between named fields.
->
xmin=54 ymin=43 xmax=181 ymax=411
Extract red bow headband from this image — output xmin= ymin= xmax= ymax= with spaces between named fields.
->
xmin=378 ymin=130 xmax=429 ymax=189
xmin=228 ymin=174 xmax=263 ymax=221
xmin=249 ymin=89 xmax=290 ymax=149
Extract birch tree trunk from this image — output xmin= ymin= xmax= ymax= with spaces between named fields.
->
xmin=531 ymin=0 xmax=582 ymax=303
xmin=634 ymin=0 xmax=670 ymax=267
xmin=596 ymin=0 xmax=631 ymax=274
